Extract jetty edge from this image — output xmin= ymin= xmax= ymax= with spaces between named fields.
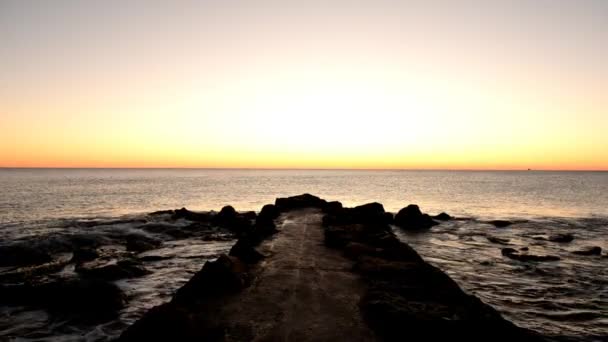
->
xmin=118 ymin=194 xmax=546 ymax=341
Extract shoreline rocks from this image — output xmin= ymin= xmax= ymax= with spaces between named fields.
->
xmin=394 ymin=204 xmax=439 ymax=230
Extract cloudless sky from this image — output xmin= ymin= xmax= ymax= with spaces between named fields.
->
xmin=1 ymin=0 xmax=607 ymax=169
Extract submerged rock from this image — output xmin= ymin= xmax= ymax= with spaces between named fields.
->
xmin=433 ymin=212 xmax=452 ymax=221
xmin=0 ymin=244 xmax=53 ymax=267
xmin=1 ymin=278 xmax=125 ymax=319
xmin=394 ymin=204 xmax=439 ymax=230
xmin=126 ymin=234 xmax=162 ymax=253
xmin=548 ymin=233 xmax=575 ymax=243
xmin=489 ymin=220 xmax=513 ymax=228
xmin=572 ymin=246 xmax=602 ymax=256
xmin=501 ymin=248 xmax=560 ymax=262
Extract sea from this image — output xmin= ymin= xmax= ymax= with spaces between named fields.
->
xmin=0 ymin=168 xmax=607 ymax=341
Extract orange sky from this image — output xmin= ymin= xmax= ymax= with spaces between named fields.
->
xmin=1 ymin=0 xmax=607 ymax=170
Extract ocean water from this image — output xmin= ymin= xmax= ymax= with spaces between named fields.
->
xmin=1 ymin=168 xmax=607 ymax=341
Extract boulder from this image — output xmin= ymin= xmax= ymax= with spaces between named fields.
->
xmin=0 ymin=244 xmax=52 ymax=267
xmin=258 ymin=204 xmax=280 ymax=222
xmin=172 ymin=208 xmax=212 ymax=222
xmin=229 ymin=239 xmax=265 ymax=264
xmin=394 ymin=205 xmax=439 ymax=230
xmin=323 ymin=201 xmax=343 ymax=215
xmin=71 ymin=247 xmax=99 ymax=263
xmin=548 ymin=233 xmax=574 ymax=243
xmin=433 ymin=212 xmax=452 ymax=221
xmin=275 ymin=194 xmax=327 ymax=211
xmin=173 ymin=255 xmax=249 ymax=305
xmin=126 ymin=234 xmax=162 ymax=253
xmin=488 ymin=220 xmax=513 ymax=228
xmin=1 ymin=278 xmax=125 ymax=319
xmin=572 ymin=246 xmax=602 ymax=256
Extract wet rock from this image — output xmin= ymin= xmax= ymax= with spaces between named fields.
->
xmin=173 ymin=254 xmax=249 ymax=305
xmin=148 ymin=209 xmax=175 ymax=216
xmin=394 ymin=204 xmax=439 ymax=230
xmin=126 ymin=234 xmax=162 ymax=253
xmin=1 ymin=278 xmax=125 ymax=319
xmin=0 ymin=244 xmax=52 ymax=267
xmin=71 ymin=247 xmax=99 ymax=263
xmin=548 ymin=233 xmax=575 ymax=243
xmin=76 ymin=259 xmax=149 ymax=280
xmin=502 ymin=248 xmax=560 ymax=262
xmin=433 ymin=212 xmax=452 ymax=221
xmin=139 ymin=222 xmax=179 ymax=234
xmin=275 ymin=193 xmax=328 ymax=211
xmin=118 ymin=302 xmax=224 ymax=341
xmin=229 ymin=239 xmax=265 ymax=264
xmin=487 ymin=236 xmax=510 ymax=245
xmin=172 ymin=207 xmax=212 ymax=222
xmin=520 ymin=247 xmax=529 ymax=251
xmin=488 ymin=220 xmax=513 ymax=228
xmin=572 ymin=246 xmax=602 ymax=256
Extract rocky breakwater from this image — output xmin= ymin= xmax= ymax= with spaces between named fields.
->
xmin=119 ymin=194 xmax=546 ymax=341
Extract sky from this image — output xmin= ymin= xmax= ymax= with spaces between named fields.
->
xmin=1 ymin=0 xmax=607 ymax=170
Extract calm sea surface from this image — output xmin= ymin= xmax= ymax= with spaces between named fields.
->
xmin=1 ymin=168 xmax=607 ymax=225
xmin=1 ymin=169 xmax=607 ymax=341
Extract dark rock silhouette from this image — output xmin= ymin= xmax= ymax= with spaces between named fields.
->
xmin=548 ymin=233 xmax=574 ymax=243
xmin=275 ymin=193 xmax=327 ymax=211
xmin=1 ymin=278 xmax=125 ymax=319
xmin=172 ymin=207 xmax=213 ymax=222
xmin=0 ymin=244 xmax=53 ymax=267
xmin=501 ymin=248 xmax=560 ymax=262
xmin=394 ymin=204 xmax=439 ymax=230
xmin=126 ymin=234 xmax=162 ymax=252
xmin=488 ymin=220 xmax=513 ymax=228
xmin=433 ymin=212 xmax=452 ymax=221
xmin=572 ymin=246 xmax=602 ymax=256
xmin=71 ymin=247 xmax=99 ymax=263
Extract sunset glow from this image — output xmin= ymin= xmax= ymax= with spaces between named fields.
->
xmin=1 ymin=0 xmax=607 ymax=170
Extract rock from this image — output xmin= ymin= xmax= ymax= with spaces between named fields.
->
xmin=343 ymin=242 xmax=381 ymax=259
xmin=394 ymin=205 xmax=439 ymax=230
xmin=71 ymin=247 xmax=99 ymax=263
xmin=520 ymin=247 xmax=529 ymax=251
xmin=139 ymin=222 xmax=179 ymax=234
xmin=229 ymin=239 xmax=265 ymax=264
xmin=275 ymin=194 xmax=328 ymax=211
xmin=76 ymin=259 xmax=149 ymax=280
xmin=433 ymin=212 xmax=452 ymax=221
xmin=241 ymin=211 xmax=257 ymax=221
xmin=173 ymin=255 xmax=249 ymax=305
xmin=172 ymin=208 xmax=212 ymax=222
xmin=126 ymin=234 xmax=162 ymax=253
xmin=502 ymin=248 xmax=560 ymax=262
xmin=323 ymin=201 xmax=343 ymax=215
xmin=501 ymin=248 xmax=518 ymax=256
xmin=217 ymin=205 xmax=237 ymax=221
xmin=572 ymin=246 xmax=602 ymax=256
xmin=1 ymin=278 xmax=125 ymax=319
xmin=0 ymin=244 xmax=53 ymax=267
xmin=487 ymin=236 xmax=510 ymax=245
xmin=118 ymin=302 xmax=224 ymax=341
xmin=258 ymin=204 xmax=280 ymax=222
xmin=548 ymin=233 xmax=574 ymax=243
xmin=148 ymin=209 xmax=175 ymax=216
xmin=488 ymin=220 xmax=513 ymax=228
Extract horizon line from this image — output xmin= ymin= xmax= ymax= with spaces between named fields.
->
xmin=1 ymin=167 xmax=606 ymax=172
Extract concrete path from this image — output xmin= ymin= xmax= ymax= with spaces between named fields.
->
xmin=219 ymin=208 xmax=377 ymax=341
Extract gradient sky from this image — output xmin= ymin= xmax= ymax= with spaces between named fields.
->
xmin=1 ymin=0 xmax=606 ymax=169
